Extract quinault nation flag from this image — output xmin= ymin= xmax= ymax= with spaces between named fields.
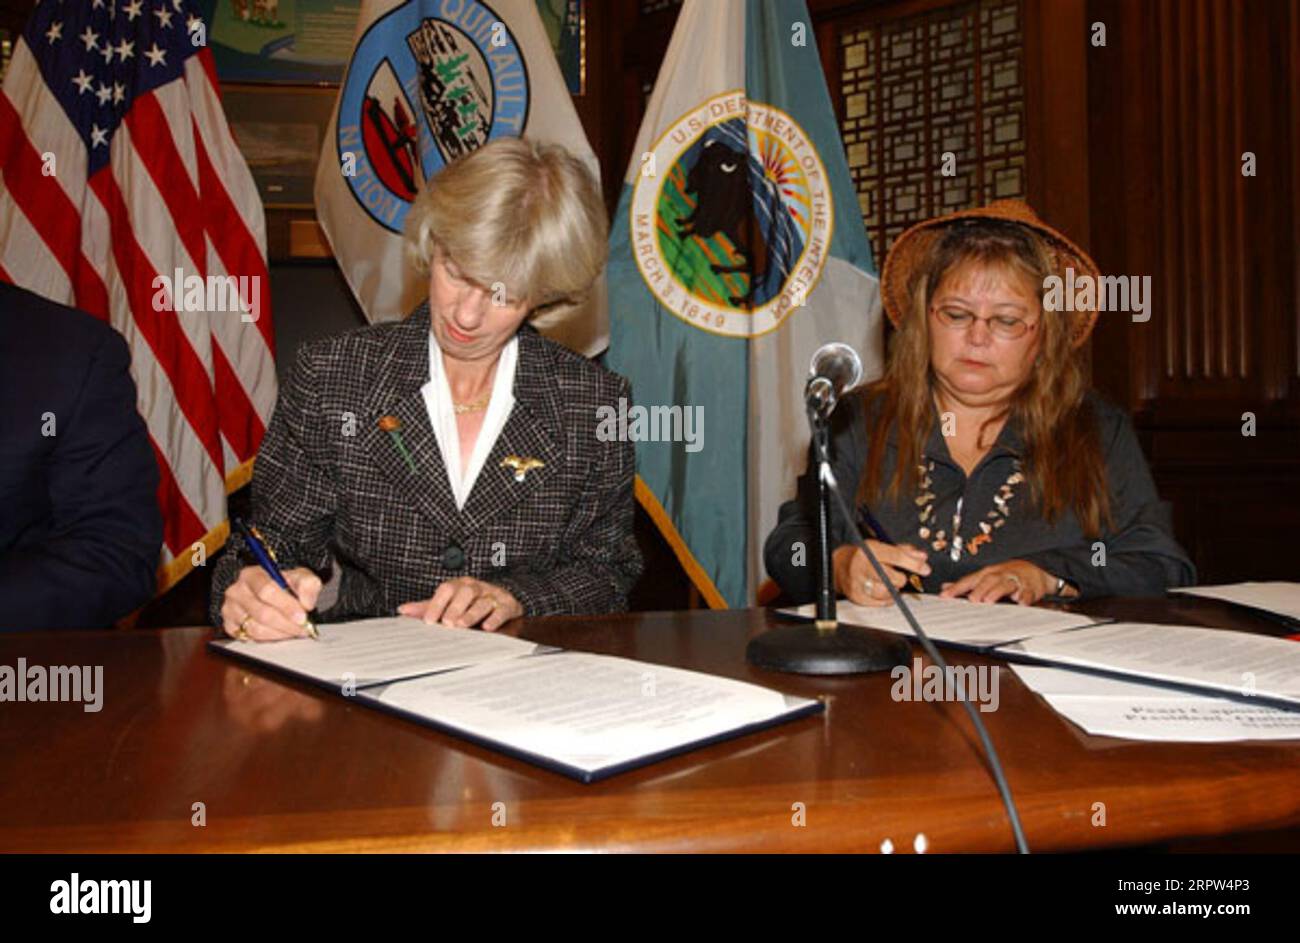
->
xmin=314 ymin=0 xmax=607 ymax=355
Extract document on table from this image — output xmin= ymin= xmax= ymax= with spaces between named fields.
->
xmin=1008 ymin=622 xmax=1300 ymax=708
xmin=362 ymin=652 xmax=821 ymax=782
xmin=1011 ymin=664 xmax=1300 ymax=742
xmin=211 ymin=616 xmax=544 ymax=687
xmin=781 ymin=595 xmax=1104 ymax=648
xmin=1170 ymin=582 xmax=1300 ymax=624
xmin=209 ymin=621 xmax=821 ymax=781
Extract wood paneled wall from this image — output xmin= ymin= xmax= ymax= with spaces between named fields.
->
xmin=1088 ymin=0 xmax=1298 ymax=420
xmin=1085 ymin=0 xmax=1300 ymax=581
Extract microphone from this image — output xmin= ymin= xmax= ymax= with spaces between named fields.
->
xmin=805 ymin=342 xmax=863 ymax=419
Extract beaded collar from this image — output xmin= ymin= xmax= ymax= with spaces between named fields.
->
xmin=916 ymin=459 xmax=1025 ymax=562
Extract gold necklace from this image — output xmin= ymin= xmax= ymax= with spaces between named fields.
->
xmin=452 ymin=390 xmax=491 ymax=414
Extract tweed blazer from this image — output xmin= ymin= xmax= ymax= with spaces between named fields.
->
xmin=209 ymin=303 xmax=642 ymax=625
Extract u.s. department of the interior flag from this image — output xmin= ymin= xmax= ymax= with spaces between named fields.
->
xmin=607 ymin=0 xmax=882 ymax=607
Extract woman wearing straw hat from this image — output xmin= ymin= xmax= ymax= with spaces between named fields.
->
xmin=765 ymin=199 xmax=1195 ymax=606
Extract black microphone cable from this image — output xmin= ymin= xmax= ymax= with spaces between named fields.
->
xmin=811 ymin=416 xmax=1031 ymax=854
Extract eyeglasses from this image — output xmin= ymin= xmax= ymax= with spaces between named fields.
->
xmin=930 ymin=305 xmax=1038 ymax=341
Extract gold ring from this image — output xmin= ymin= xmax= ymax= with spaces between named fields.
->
xmin=237 ymin=615 xmax=252 ymax=641
xmin=1005 ymin=573 xmax=1023 ymax=590
xmin=863 ymin=578 xmax=876 ymax=595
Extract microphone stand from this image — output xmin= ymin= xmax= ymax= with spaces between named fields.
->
xmin=812 ymin=415 xmax=837 ymax=628
xmin=746 ymin=398 xmax=1031 ymax=853
xmin=744 ymin=355 xmax=1031 ymax=852
xmin=746 ymin=402 xmax=911 ymax=675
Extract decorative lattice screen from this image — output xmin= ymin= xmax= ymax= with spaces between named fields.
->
xmin=838 ymin=0 xmax=1026 ymax=264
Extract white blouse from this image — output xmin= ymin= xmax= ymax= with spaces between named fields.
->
xmin=421 ymin=333 xmax=518 ymax=510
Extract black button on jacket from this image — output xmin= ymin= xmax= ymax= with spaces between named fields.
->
xmin=441 ymin=543 xmax=466 ymax=570
xmin=765 ymin=389 xmax=1196 ymax=602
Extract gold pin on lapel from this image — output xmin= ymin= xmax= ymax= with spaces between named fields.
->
xmin=502 ymin=455 xmax=544 ymax=482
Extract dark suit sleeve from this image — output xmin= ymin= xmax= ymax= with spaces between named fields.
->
xmin=763 ymin=394 xmax=867 ymax=604
xmin=0 ymin=327 xmax=161 ymax=628
xmin=494 ymin=376 xmax=643 ymax=616
xmin=208 ymin=344 xmax=338 ymax=626
xmin=1019 ymin=409 xmax=1197 ymax=599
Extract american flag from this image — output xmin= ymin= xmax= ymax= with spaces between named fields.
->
xmin=0 ymin=0 xmax=276 ymax=593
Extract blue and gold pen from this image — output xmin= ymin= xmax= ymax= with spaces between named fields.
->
xmin=233 ymin=517 xmax=319 ymax=639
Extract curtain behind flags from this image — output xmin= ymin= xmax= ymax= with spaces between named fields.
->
xmin=0 ymin=0 xmax=277 ymax=594
xmin=607 ymin=0 xmax=882 ymax=607
xmin=314 ymin=0 xmax=607 ymax=355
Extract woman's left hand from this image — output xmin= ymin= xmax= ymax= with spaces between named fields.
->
xmin=398 ymin=578 xmax=524 ymax=630
xmin=939 ymin=559 xmax=1057 ymax=605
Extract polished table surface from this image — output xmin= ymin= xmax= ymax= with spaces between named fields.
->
xmin=2 ymin=596 xmax=1299 ymax=853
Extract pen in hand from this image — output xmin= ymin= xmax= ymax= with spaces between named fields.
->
xmin=233 ymin=517 xmax=320 ymax=639
xmin=855 ymin=504 xmax=926 ymax=593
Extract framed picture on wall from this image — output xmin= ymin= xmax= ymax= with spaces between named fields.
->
xmin=537 ymin=0 xmax=585 ymax=96
xmin=223 ymin=83 xmax=338 ymax=209
xmin=207 ymin=0 xmax=585 ymax=90
xmin=205 ymin=0 xmax=361 ymax=85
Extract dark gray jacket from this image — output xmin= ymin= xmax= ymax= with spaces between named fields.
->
xmin=764 ymin=389 xmax=1195 ymax=602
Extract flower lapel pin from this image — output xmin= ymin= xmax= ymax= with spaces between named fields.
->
xmin=379 ymin=415 xmax=418 ymax=474
xmin=501 ymin=455 xmax=544 ymax=482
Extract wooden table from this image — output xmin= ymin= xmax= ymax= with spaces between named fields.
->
xmin=2 ymin=596 xmax=1298 ymax=853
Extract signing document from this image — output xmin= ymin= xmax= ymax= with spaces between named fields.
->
xmin=1011 ymin=664 xmax=1300 ymax=742
xmin=782 ymin=595 xmax=1104 ymax=649
xmin=1010 ymin=623 xmax=1300 ymax=708
xmin=213 ymin=617 xmax=544 ymax=687
xmin=211 ymin=620 xmax=819 ymax=781
xmin=364 ymin=653 xmax=818 ymax=781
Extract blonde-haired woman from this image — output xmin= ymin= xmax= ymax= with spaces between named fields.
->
xmin=765 ymin=200 xmax=1195 ymax=606
xmin=212 ymin=137 xmax=641 ymax=639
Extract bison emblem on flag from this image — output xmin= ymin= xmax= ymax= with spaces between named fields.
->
xmin=629 ymin=89 xmax=833 ymax=338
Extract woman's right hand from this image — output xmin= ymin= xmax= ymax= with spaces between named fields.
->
xmin=832 ymin=542 xmax=931 ymax=607
xmin=220 ymin=565 xmax=322 ymax=641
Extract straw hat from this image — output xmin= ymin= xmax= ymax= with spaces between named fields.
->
xmin=879 ymin=199 xmax=1102 ymax=348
